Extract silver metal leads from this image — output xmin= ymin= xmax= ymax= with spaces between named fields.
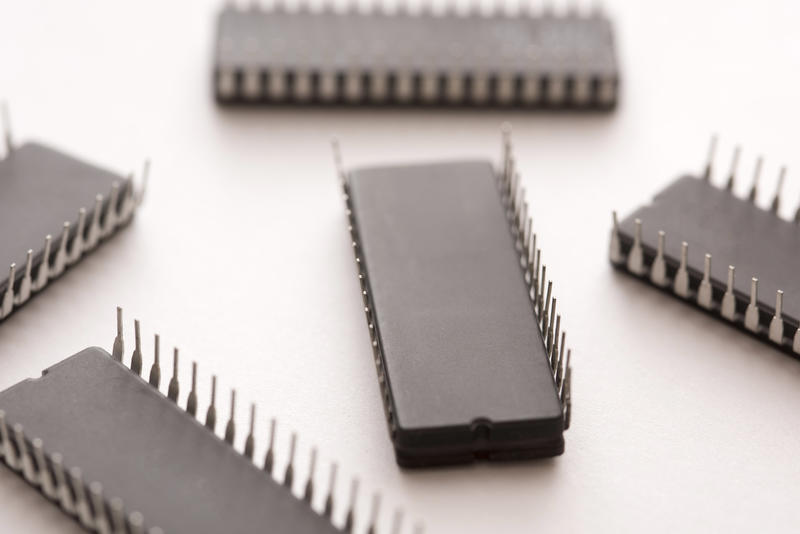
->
xmin=726 ymin=145 xmax=740 ymax=191
xmin=205 ymin=375 xmax=217 ymax=430
xmin=167 ymin=348 xmax=180 ymax=402
xmin=244 ymin=404 xmax=256 ymax=459
xmin=609 ymin=211 xmax=623 ymax=265
xmin=1 ymin=100 xmax=12 ymax=155
xmin=367 ymin=493 xmax=381 ymax=534
xmin=1 ymin=263 xmax=14 ymax=318
xmin=264 ymin=418 xmax=276 ymax=475
xmin=51 ymin=221 xmax=69 ymax=277
xmin=131 ymin=320 xmax=143 ymax=376
xmin=626 ymin=218 xmax=644 ymax=275
xmin=112 ymin=307 xmax=124 ymax=362
xmin=345 ymin=478 xmax=360 ymax=532
xmin=15 ymin=250 xmax=33 ymax=305
xmin=34 ymin=234 xmax=52 ymax=292
xmin=744 ymin=277 xmax=760 ymax=332
xmin=697 ymin=253 xmax=713 ymax=310
xmin=149 ymin=334 xmax=161 ymax=387
xmin=324 ymin=463 xmax=337 ymax=518
xmin=721 ymin=265 xmax=737 ymax=321
xmin=771 ymin=167 xmax=786 ymax=214
xmin=303 ymin=447 xmax=317 ymax=503
xmin=769 ymin=290 xmax=784 ymax=344
xmin=650 ymin=230 xmax=667 ymax=287
xmin=673 ymin=241 xmax=690 ymax=299
xmin=284 ymin=432 xmax=297 ymax=488
xmin=703 ymin=134 xmax=717 ymax=182
xmin=186 ymin=362 xmax=198 ymax=417
xmin=225 ymin=389 xmax=236 ymax=445
xmin=748 ymin=156 xmax=762 ymax=202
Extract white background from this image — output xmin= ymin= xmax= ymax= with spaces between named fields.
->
xmin=1 ymin=0 xmax=800 ymax=532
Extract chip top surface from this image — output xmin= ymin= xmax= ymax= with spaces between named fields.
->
xmin=0 ymin=348 xmax=340 ymax=534
xmin=0 ymin=142 xmax=122 ymax=281
xmin=217 ymin=9 xmax=617 ymax=75
xmin=619 ymin=176 xmax=800 ymax=322
xmin=348 ymin=160 xmax=562 ymax=432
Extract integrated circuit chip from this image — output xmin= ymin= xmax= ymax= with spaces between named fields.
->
xmin=610 ymin=139 xmax=800 ymax=356
xmin=0 ymin=309 xmax=411 ymax=533
xmin=340 ymin=129 xmax=572 ymax=467
xmin=0 ymin=107 xmax=145 ymax=323
xmin=214 ymin=4 xmax=618 ymax=108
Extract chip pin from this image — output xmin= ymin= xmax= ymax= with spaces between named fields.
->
xmin=525 ymin=229 xmax=535 ymax=274
xmin=673 ymin=241 xmax=690 ymax=298
xmin=344 ymin=478 xmax=359 ymax=532
xmin=367 ymin=492 xmax=381 ymax=534
xmin=264 ymin=418 xmax=276 ymax=474
xmin=89 ymin=482 xmax=111 ymax=534
xmin=650 ymin=230 xmax=667 ymax=287
xmin=86 ymin=194 xmax=103 ymax=250
xmin=1 ymin=262 xmax=15 ymax=318
xmin=532 ymin=248 xmax=541 ymax=304
xmin=225 ymin=389 xmax=236 ymax=445
xmin=50 ymin=221 xmax=69 ymax=277
xmin=77 ymin=204 xmax=96 ymax=252
xmin=244 ymin=403 xmax=256 ymax=459
xmin=626 ymin=218 xmax=644 ymax=275
xmin=33 ymin=234 xmax=52 ymax=292
xmin=51 ymin=453 xmax=74 ymax=513
xmin=324 ymin=462 xmax=337 ymax=517
xmin=32 ymin=438 xmax=57 ymax=498
xmin=69 ymin=467 xmax=93 ymax=526
xmin=769 ymin=290 xmax=784 ymax=344
xmin=109 ymin=497 xmax=126 ymax=533
xmin=102 ymin=182 xmax=120 ymax=238
xmin=118 ymin=177 xmax=135 ymax=224
xmin=545 ymin=297 xmax=556 ymax=354
xmin=744 ymin=277 xmax=760 ymax=332
xmin=186 ymin=362 xmax=198 ymax=416
xmin=749 ymin=156 xmax=763 ymax=202
xmin=697 ymin=253 xmax=713 ymax=310
xmin=726 ymin=145 xmax=740 ymax=191
xmin=284 ymin=432 xmax=297 ymax=488
xmin=167 ymin=348 xmax=180 ymax=402
xmin=205 ymin=375 xmax=217 ymax=430
xmin=128 ymin=511 xmax=145 ymax=534
xmin=703 ymin=134 xmax=717 ymax=182
xmin=0 ymin=410 xmax=8 ymax=466
xmin=149 ymin=334 xmax=161 ymax=387
xmin=391 ymin=509 xmax=404 ymax=534
xmin=303 ymin=446 xmax=317 ymax=502
xmin=555 ymin=332 xmax=566 ymax=383
xmin=721 ymin=265 xmax=737 ymax=321
xmin=136 ymin=159 xmax=150 ymax=207
xmin=771 ymin=166 xmax=786 ymax=214
xmin=131 ymin=320 xmax=143 ymax=375
xmin=541 ymin=279 xmax=552 ymax=332
xmin=15 ymin=249 xmax=33 ymax=305
xmin=1 ymin=100 xmax=12 ymax=154
xmin=11 ymin=424 xmax=31 ymax=478
xmin=538 ymin=265 xmax=547 ymax=319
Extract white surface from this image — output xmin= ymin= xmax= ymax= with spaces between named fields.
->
xmin=1 ymin=1 xmax=800 ymax=532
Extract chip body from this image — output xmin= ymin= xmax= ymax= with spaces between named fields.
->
xmin=214 ymin=6 xmax=618 ymax=108
xmin=0 ymin=348 xmax=340 ymax=534
xmin=611 ymin=171 xmax=800 ymax=356
xmin=343 ymin=148 xmax=572 ymax=467
xmin=0 ymin=142 xmax=139 ymax=322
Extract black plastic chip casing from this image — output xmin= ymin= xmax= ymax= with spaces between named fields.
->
xmin=341 ymin=137 xmax=572 ymax=467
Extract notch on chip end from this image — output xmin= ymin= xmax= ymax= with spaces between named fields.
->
xmin=0 ymin=308 xmax=422 ymax=533
xmin=339 ymin=124 xmax=572 ymax=467
xmin=0 ymin=104 xmax=148 ymax=323
xmin=611 ymin=136 xmax=800 ymax=356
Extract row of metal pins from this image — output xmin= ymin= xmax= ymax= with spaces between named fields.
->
xmin=112 ymin=307 xmax=411 ymax=533
xmin=702 ymin=135 xmax=794 ymax=219
xmin=225 ymin=0 xmax=606 ymax=19
xmin=0 ymin=410 xmax=163 ymax=533
xmin=500 ymin=124 xmax=571 ymax=423
xmin=617 ymin=217 xmax=798 ymax=351
xmin=335 ymin=140 xmax=403 ymax=441
xmin=220 ymin=66 xmax=615 ymax=109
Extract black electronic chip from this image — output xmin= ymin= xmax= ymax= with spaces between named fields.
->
xmin=0 ymin=309 xmax=411 ymax=533
xmin=0 ymin=108 xmax=145 ymax=323
xmin=340 ymin=129 xmax=572 ymax=467
xmin=214 ymin=4 xmax=618 ymax=109
xmin=611 ymin=139 xmax=800 ymax=356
